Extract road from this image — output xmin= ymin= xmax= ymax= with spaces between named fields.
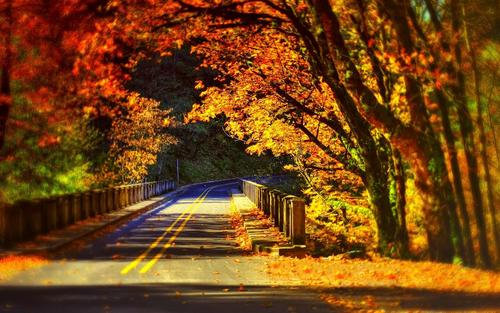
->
xmin=0 ymin=181 xmax=332 ymax=313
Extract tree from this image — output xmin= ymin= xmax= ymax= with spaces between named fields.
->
xmin=72 ymin=0 xmax=498 ymax=266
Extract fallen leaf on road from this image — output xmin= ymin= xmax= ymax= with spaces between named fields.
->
xmin=262 ymin=302 xmax=273 ymax=308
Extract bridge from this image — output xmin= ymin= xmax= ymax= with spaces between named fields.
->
xmin=0 ymin=179 xmax=328 ymax=313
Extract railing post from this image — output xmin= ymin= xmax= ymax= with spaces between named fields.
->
xmin=0 ymin=204 xmax=6 ymax=246
xmin=291 ymin=198 xmax=305 ymax=245
xmin=57 ymin=196 xmax=70 ymax=229
xmin=71 ymin=193 xmax=82 ymax=222
xmin=98 ymin=190 xmax=106 ymax=214
xmin=21 ymin=200 xmax=42 ymax=240
xmin=82 ymin=192 xmax=91 ymax=220
xmin=134 ymin=185 xmax=140 ymax=203
xmin=125 ymin=185 xmax=130 ymax=206
xmin=277 ymin=192 xmax=284 ymax=232
xmin=113 ymin=187 xmax=119 ymax=210
xmin=4 ymin=204 xmax=23 ymax=245
xmin=90 ymin=191 xmax=99 ymax=217
xmin=120 ymin=186 xmax=126 ymax=208
xmin=105 ymin=188 xmax=113 ymax=212
xmin=269 ymin=191 xmax=275 ymax=222
xmin=43 ymin=197 xmax=58 ymax=232
xmin=140 ymin=184 xmax=145 ymax=201
xmin=283 ymin=196 xmax=294 ymax=239
xmin=67 ymin=194 xmax=75 ymax=224
xmin=0 ymin=204 xmax=6 ymax=247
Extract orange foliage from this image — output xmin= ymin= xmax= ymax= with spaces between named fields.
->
xmin=0 ymin=255 xmax=48 ymax=281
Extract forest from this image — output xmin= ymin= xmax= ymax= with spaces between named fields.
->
xmin=0 ymin=0 xmax=498 ymax=270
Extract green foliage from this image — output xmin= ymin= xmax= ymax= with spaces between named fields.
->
xmin=0 ymin=94 xmax=95 ymax=203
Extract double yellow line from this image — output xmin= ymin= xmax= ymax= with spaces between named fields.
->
xmin=120 ymin=187 xmax=212 ymax=275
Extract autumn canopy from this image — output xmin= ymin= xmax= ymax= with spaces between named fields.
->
xmin=0 ymin=0 xmax=498 ymax=268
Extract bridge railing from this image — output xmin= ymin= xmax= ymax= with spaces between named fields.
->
xmin=240 ymin=179 xmax=305 ymax=245
xmin=0 ymin=180 xmax=176 ymax=248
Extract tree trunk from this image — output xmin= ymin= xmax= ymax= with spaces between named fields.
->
xmin=436 ymin=91 xmax=473 ymax=265
xmin=361 ymin=149 xmax=398 ymax=255
xmin=414 ymin=137 xmax=456 ymax=262
xmin=462 ymin=8 xmax=499 ymax=262
xmin=451 ymin=0 xmax=492 ymax=268
xmin=392 ymin=149 xmax=409 ymax=258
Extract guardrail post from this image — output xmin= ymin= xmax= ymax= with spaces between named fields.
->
xmin=82 ymin=192 xmax=91 ymax=220
xmin=0 ymin=204 xmax=6 ymax=246
xmin=283 ymin=196 xmax=294 ymax=239
xmin=71 ymin=193 xmax=82 ymax=223
xmin=57 ymin=196 xmax=70 ymax=229
xmin=39 ymin=198 xmax=48 ymax=233
xmin=277 ymin=192 xmax=284 ymax=232
xmin=131 ymin=185 xmax=136 ymax=203
xmin=44 ymin=198 xmax=58 ymax=232
xmin=134 ymin=185 xmax=140 ymax=203
xmin=291 ymin=198 xmax=305 ymax=245
xmin=122 ymin=185 xmax=128 ymax=207
xmin=98 ymin=190 xmax=106 ymax=214
xmin=105 ymin=188 xmax=112 ymax=212
xmin=21 ymin=200 xmax=42 ymax=240
xmin=90 ymin=191 xmax=100 ymax=217
xmin=139 ymin=184 xmax=144 ymax=201
xmin=112 ymin=187 xmax=120 ymax=210
xmin=4 ymin=204 xmax=23 ymax=245
xmin=270 ymin=191 xmax=277 ymax=225
xmin=122 ymin=186 xmax=128 ymax=207
xmin=119 ymin=186 xmax=125 ymax=208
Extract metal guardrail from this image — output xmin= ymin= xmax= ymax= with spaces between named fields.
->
xmin=240 ymin=179 xmax=305 ymax=245
xmin=0 ymin=180 xmax=176 ymax=247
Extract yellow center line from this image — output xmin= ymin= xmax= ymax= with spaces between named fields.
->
xmin=120 ymin=188 xmax=210 ymax=275
xmin=138 ymin=188 xmax=214 ymax=274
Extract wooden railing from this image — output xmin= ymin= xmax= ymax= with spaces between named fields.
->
xmin=0 ymin=180 xmax=176 ymax=247
xmin=240 ymin=179 xmax=305 ymax=245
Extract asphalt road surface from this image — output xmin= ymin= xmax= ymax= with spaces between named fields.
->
xmin=0 ymin=180 xmax=332 ymax=313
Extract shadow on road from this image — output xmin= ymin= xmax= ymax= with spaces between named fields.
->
xmin=73 ymin=213 xmax=243 ymax=261
xmin=0 ymin=283 xmax=498 ymax=313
